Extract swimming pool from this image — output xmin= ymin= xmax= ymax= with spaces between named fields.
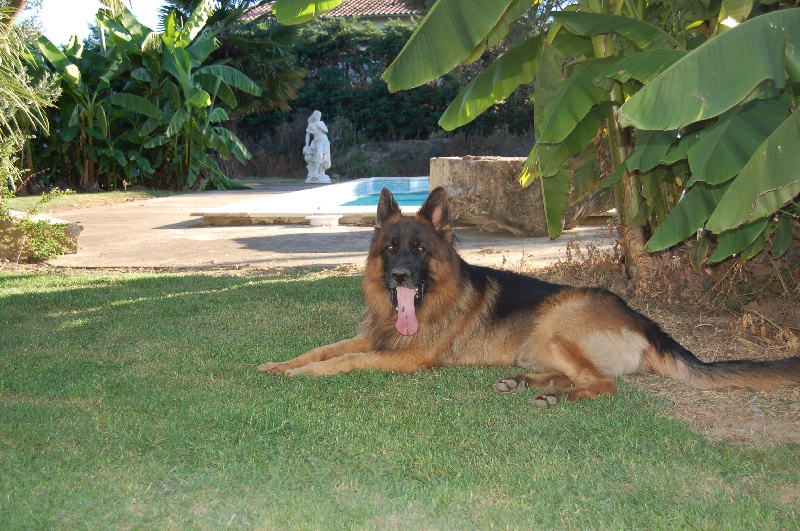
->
xmin=340 ymin=178 xmax=430 ymax=207
xmin=342 ymin=191 xmax=430 ymax=207
xmin=192 ymin=177 xmax=430 ymax=225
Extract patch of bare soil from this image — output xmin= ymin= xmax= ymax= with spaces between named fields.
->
xmin=623 ymin=301 xmax=800 ymax=446
xmin=524 ymin=242 xmax=800 ymax=447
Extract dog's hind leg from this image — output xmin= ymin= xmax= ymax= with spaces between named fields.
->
xmin=257 ymin=336 xmax=371 ymax=374
xmin=498 ymin=336 xmax=617 ymax=407
xmin=530 ymin=377 xmax=616 ymax=408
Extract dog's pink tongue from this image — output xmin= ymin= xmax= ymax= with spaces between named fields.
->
xmin=395 ymin=286 xmax=419 ymax=336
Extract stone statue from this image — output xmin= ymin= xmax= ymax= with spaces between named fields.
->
xmin=303 ymin=110 xmax=332 ymax=183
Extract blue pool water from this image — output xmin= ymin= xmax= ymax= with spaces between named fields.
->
xmin=340 ymin=178 xmax=429 ymax=207
xmin=342 ymin=191 xmax=429 ymax=207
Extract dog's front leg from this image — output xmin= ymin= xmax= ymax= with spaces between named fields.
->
xmin=257 ymin=336 xmax=371 ymax=374
xmin=283 ymin=350 xmax=436 ymax=376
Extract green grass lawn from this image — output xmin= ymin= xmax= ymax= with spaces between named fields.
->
xmin=4 ymin=189 xmax=181 ymax=213
xmin=1 ymin=270 xmax=798 ymax=528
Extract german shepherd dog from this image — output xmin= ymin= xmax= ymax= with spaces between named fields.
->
xmin=258 ymin=187 xmax=800 ymax=406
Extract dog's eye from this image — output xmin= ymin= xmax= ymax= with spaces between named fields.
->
xmin=416 ymin=246 xmax=425 ymax=254
xmin=386 ymin=244 xmax=395 ymax=252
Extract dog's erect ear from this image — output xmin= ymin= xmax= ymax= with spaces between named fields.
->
xmin=417 ymin=187 xmax=450 ymax=232
xmin=376 ymin=188 xmax=401 ymax=227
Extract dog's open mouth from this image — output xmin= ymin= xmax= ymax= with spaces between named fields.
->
xmin=391 ymin=285 xmax=423 ymax=336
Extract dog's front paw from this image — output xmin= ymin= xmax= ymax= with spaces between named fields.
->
xmin=531 ymin=388 xmax=568 ymax=408
xmin=257 ymin=362 xmax=290 ymax=375
xmin=493 ymin=375 xmax=528 ymax=393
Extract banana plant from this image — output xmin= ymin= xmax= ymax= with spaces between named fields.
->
xmin=619 ymin=9 xmax=800 ymax=264
xmin=35 ymin=36 xmax=122 ymax=190
xmin=34 ymin=0 xmax=261 ymax=190
xmin=137 ymin=2 xmax=261 ymax=188
xmin=35 ymin=8 xmax=164 ymax=191
xmin=378 ymin=0 xmax=799 ymax=273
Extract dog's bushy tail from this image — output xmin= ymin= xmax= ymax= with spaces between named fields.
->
xmin=642 ymin=320 xmax=800 ymax=390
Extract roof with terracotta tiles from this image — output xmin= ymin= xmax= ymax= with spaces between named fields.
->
xmin=242 ymin=4 xmax=271 ymax=21
xmin=243 ymin=1 xmax=421 ymax=22
xmin=326 ymin=0 xmax=421 ymax=17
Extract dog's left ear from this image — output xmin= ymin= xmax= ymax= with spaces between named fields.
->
xmin=376 ymin=187 xmax=401 ymax=227
xmin=418 ymin=187 xmax=451 ymax=233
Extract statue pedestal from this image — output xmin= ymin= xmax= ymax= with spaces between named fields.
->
xmin=305 ymin=214 xmax=341 ymax=227
xmin=305 ymin=174 xmax=331 ymax=184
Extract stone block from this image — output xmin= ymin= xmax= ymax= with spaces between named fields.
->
xmin=429 ymin=156 xmax=597 ymax=237
xmin=1 ymin=210 xmax=82 ymax=262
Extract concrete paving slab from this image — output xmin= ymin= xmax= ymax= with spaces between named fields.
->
xmin=45 ymin=184 xmax=615 ymax=270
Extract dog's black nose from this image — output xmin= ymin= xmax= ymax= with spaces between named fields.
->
xmin=391 ymin=268 xmax=410 ymax=285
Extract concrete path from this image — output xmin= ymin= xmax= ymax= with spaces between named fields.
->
xmin=47 ymin=184 xmax=615 ymax=270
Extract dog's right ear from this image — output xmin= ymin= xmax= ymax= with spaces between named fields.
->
xmin=376 ymin=188 xmax=401 ymax=227
xmin=417 ymin=187 xmax=450 ymax=232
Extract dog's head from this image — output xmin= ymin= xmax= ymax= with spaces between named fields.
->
xmin=369 ymin=187 xmax=453 ymax=336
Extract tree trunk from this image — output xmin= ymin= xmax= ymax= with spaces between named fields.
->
xmin=2 ymin=0 xmax=27 ymax=29
xmin=607 ymin=100 xmax=657 ymax=285
xmin=80 ymin=155 xmax=97 ymax=191
xmin=79 ymin=128 xmax=98 ymax=191
xmin=592 ymin=30 xmax=657 ymax=286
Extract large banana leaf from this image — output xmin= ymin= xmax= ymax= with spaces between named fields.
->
xmin=551 ymin=32 xmax=593 ymax=57
xmin=213 ymin=127 xmax=251 ymax=163
xmin=536 ymin=57 xmax=615 ymax=144
xmin=180 ymin=0 xmax=214 ymax=45
xmin=96 ymin=12 xmax=135 ymax=44
xmin=187 ymin=31 xmax=219 ymax=67
xmin=198 ymin=65 xmax=262 ymax=96
xmin=208 ymin=108 xmax=229 ymax=123
xmin=594 ymin=49 xmax=686 ymax=84
xmin=162 ymin=11 xmax=179 ymax=48
xmin=271 ymin=0 xmax=341 ymax=25
xmin=439 ymin=35 xmax=544 ymax=131
xmin=521 ymin=41 xmax=574 ymax=238
xmin=570 ymin=147 xmax=601 ymax=203
xmin=619 ymin=9 xmax=800 ymax=130
xmin=686 ymin=94 xmax=790 ymax=186
xmin=486 ymin=0 xmax=536 ymax=47
xmin=646 ymin=182 xmax=731 ymax=251
xmin=166 ymin=109 xmax=190 ymax=137
xmin=143 ymin=135 xmax=170 ymax=148
xmin=140 ymin=118 xmax=160 ymax=137
xmin=186 ymin=90 xmax=212 ymax=108
xmin=553 ymin=11 xmax=681 ymax=50
xmin=115 ymin=3 xmax=152 ymax=35
xmin=521 ymin=41 xmax=563 ymax=187
xmin=626 ymin=130 xmax=679 ymax=172
xmin=461 ymin=1 xmax=538 ymax=73
xmin=35 ymin=37 xmax=81 ymax=85
xmin=96 ymin=147 xmax=127 ymax=167
xmin=661 ymin=130 xmax=701 ymax=165
xmin=708 ymin=218 xmax=770 ymax=263
xmin=541 ymin=167 xmax=572 ymax=239
xmin=537 ymin=104 xmax=609 ymax=177
xmin=163 ymin=48 xmax=193 ymax=94
xmin=106 ymin=94 xmax=162 ymax=119
xmin=383 ymin=0 xmax=516 ymax=92
xmin=718 ymin=0 xmax=754 ymax=26
xmin=706 ymin=110 xmax=800 ymax=231
xmin=771 ymin=215 xmax=794 ymax=258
